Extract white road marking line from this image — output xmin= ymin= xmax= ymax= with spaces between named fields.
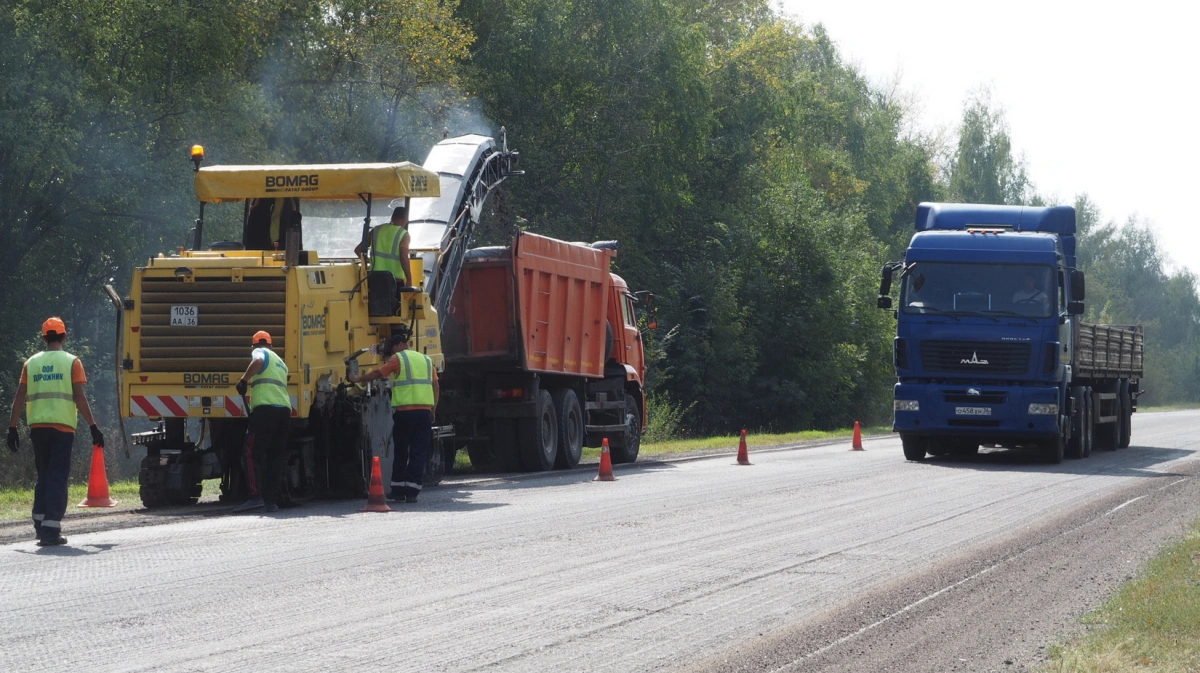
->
xmin=1107 ymin=496 xmax=1145 ymax=516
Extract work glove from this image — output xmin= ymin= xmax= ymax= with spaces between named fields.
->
xmin=236 ymin=379 xmax=248 ymax=397
xmin=90 ymin=424 xmax=105 ymax=448
xmin=6 ymin=427 xmax=17 ymax=453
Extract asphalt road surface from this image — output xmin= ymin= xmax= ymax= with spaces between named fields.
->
xmin=3 ymin=411 xmax=1199 ymax=673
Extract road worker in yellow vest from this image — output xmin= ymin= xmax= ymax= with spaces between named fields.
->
xmin=232 ymin=330 xmax=291 ymax=513
xmin=6 ymin=317 xmax=104 ymax=546
xmin=347 ymin=325 xmax=438 ymax=502
xmin=354 ymin=203 xmax=413 ymax=288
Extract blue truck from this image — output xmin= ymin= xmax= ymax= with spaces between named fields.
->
xmin=877 ymin=203 xmax=1143 ymax=463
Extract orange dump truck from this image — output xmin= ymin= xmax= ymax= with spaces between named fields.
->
xmin=439 ymin=231 xmax=648 ymax=472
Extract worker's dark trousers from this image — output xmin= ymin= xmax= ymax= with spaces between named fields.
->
xmin=31 ymin=428 xmax=73 ymax=540
xmin=391 ymin=409 xmax=432 ymax=497
xmin=243 ymin=406 xmax=290 ymax=504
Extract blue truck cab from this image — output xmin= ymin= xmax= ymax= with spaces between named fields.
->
xmin=879 ymin=203 xmax=1142 ymax=463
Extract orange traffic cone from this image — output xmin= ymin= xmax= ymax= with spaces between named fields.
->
xmin=594 ymin=438 xmax=616 ymax=481
xmin=735 ymin=428 xmax=752 ymax=465
xmin=360 ymin=456 xmax=392 ymax=512
xmin=851 ymin=421 xmax=864 ymax=451
xmin=78 ymin=444 xmax=117 ymax=507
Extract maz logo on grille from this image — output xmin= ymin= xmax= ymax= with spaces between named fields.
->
xmin=960 ymin=352 xmax=990 ymax=365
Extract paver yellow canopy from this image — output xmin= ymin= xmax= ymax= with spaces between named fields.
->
xmin=194 ymin=162 xmax=441 ymax=203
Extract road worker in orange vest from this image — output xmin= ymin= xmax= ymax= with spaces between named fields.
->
xmin=6 ymin=317 xmax=104 ymax=546
xmin=231 ymin=330 xmax=291 ymax=513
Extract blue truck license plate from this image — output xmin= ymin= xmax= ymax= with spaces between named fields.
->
xmin=955 ymin=406 xmax=991 ymax=416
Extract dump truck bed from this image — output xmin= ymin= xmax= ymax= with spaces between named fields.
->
xmin=443 ymin=232 xmax=613 ymax=377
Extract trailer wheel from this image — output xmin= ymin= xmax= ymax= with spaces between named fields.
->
xmin=900 ymin=434 xmax=926 ymax=461
xmin=1095 ymin=384 xmax=1119 ymax=451
xmin=1118 ymin=380 xmax=1132 ymax=448
xmin=610 ymin=393 xmax=641 ymax=464
xmin=518 ymin=389 xmax=558 ymax=471
xmin=552 ymin=388 xmax=584 ymax=469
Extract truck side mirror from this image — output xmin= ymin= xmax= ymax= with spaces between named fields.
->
xmin=878 ymin=263 xmax=896 ymax=310
xmin=879 ymin=263 xmax=894 ymax=296
xmin=1070 ymin=269 xmax=1085 ymax=301
xmin=1067 ymin=301 xmax=1084 ymax=316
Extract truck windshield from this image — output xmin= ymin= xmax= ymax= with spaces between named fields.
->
xmin=901 ymin=263 xmax=1056 ymax=318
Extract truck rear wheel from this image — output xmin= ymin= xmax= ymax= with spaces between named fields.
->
xmin=519 ymin=389 xmax=558 ymax=471
xmin=900 ymin=434 xmax=926 ymax=461
xmin=1118 ymin=380 xmax=1132 ymax=448
xmin=1095 ymin=384 xmax=1119 ymax=451
xmin=610 ymin=393 xmax=641 ymax=464
xmin=553 ymin=388 xmax=583 ymax=469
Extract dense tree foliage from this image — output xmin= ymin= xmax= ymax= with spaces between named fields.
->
xmin=0 ymin=0 xmax=1197 ymax=486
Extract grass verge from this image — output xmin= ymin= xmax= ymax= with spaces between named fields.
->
xmin=0 ymin=481 xmax=143 ymax=521
xmin=581 ymin=425 xmax=890 ymax=460
xmin=1039 ymin=521 xmax=1200 ymax=672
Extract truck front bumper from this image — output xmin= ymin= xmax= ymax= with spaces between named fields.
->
xmin=893 ymin=382 xmax=1061 ymax=439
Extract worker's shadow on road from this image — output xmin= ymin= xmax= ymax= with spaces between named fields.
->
xmin=13 ymin=543 xmax=119 ymax=557
xmin=923 ymin=445 xmax=1195 ymax=479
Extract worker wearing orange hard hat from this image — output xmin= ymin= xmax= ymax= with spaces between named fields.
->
xmin=232 ymin=330 xmax=291 ymax=513
xmin=6 ymin=317 xmax=104 ymax=546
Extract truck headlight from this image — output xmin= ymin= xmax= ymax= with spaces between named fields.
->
xmin=894 ymin=399 xmax=919 ymax=412
xmin=1027 ymin=403 xmax=1058 ymax=416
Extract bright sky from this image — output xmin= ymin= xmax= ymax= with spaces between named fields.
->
xmin=778 ymin=1 xmax=1200 ymax=277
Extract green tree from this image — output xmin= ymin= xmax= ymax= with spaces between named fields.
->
xmin=947 ymin=90 xmax=1033 ymax=205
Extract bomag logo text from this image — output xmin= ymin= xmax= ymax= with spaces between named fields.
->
xmin=266 ymin=175 xmax=319 ymax=188
xmin=184 ymin=373 xmax=230 ymax=384
xmin=409 ymin=175 xmax=427 ymax=191
xmin=302 ymin=314 xmax=326 ymax=330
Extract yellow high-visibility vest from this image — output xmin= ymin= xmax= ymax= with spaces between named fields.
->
xmin=249 ymin=348 xmax=290 ymax=410
xmin=25 ymin=350 xmax=78 ymax=427
xmin=370 ymin=224 xmax=409 ymax=283
xmin=389 ymin=350 xmax=435 ymax=408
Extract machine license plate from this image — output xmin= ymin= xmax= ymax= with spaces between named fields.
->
xmin=955 ymin=406 xmax=991 ymax=416
xmin=170 ymin=305 xmax=198 ymax=326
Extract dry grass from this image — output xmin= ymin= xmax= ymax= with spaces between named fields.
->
xmin=1039 ymin=523 xmax=1200 ymax=672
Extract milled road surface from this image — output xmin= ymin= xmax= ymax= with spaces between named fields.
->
xmin=2 ymin=411 xmax=1199 ymax=673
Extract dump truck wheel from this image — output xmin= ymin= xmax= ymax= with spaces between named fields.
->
xmin=553 ymin=388 xmax=583 ymax=469
xmin=519 ymin=389 xmax=558 ymax=472
xmin=610 ymin=394 xmax=641 ymax=464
